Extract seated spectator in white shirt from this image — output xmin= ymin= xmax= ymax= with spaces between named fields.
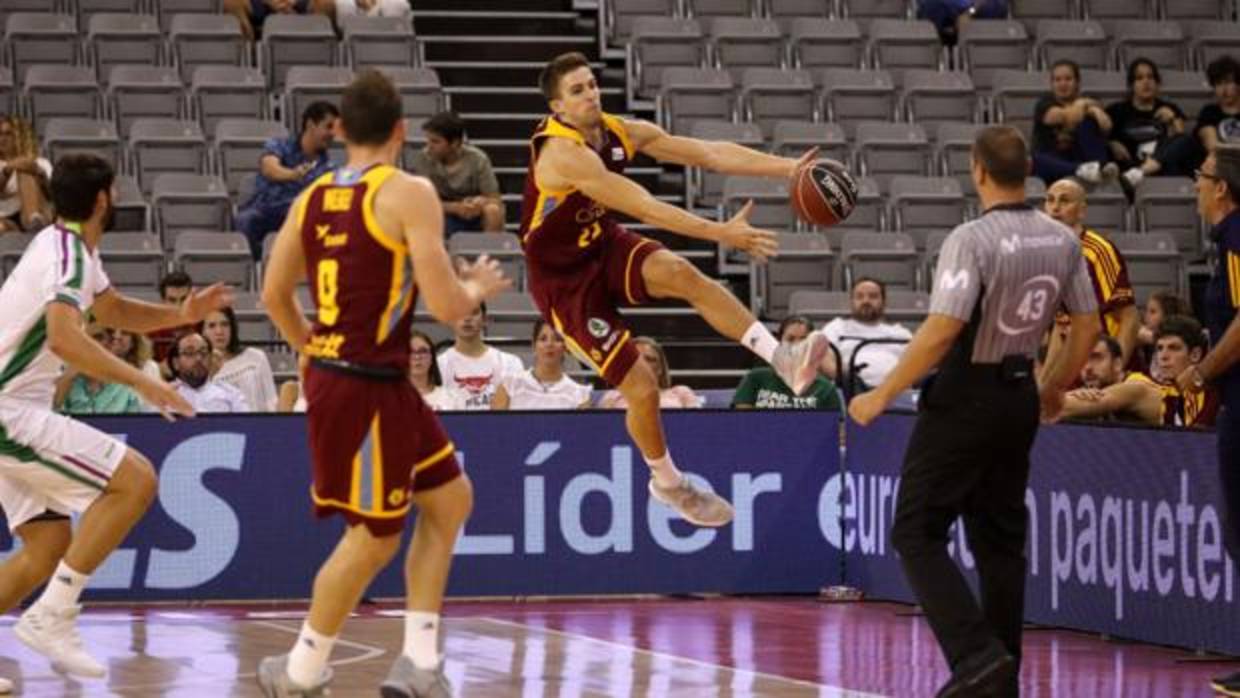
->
xmin=820 ymin=277 xmax=912 ymax=391
xmin=409 ymin=329 xmax=465 ymax=411
xmin=493 ymin=319 xmax=592 ymax=410
xmin=598 ymin=336 xmax=703 ymax=410
xmin=201 ymin=306 xmax=278 ymax=411
xmin=168 ymin=332 xmax=250 ymax=413
xmin=436 ymin=302 xmax=524 ymax=410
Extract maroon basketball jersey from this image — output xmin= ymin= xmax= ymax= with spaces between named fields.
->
xmin=299 ymin=164 xmax=415 ymax=370
xmin=518 ymin=113 xmax=634 ymax=268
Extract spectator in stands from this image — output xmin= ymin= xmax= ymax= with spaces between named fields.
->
xmin=437 ymin=303 xmax=524 ymax=410
xmin=223 ymin=0 xmax=335 ymax=40
xmin=1032 ymin=59 xmax=1119 ymax=185
xmin=1197 ymin=55 xmax=1240 ymax=154
xmin=408 ymin=329 xmax=465 ymax=411
xmin=1137 ymin=289 xmax=1190 ymax=379
xmin=917 ymin=0 xmax=1008 ymax=46
xmin=1106 ymin=58 xmax=1199 ymax=192
xmin=53 ymin=323 xmax=145 ymax=414
xmin=598 ymin=337 xmax=703 ymax=409
xmin=0 ymin=115 xmax=51 ymax=233
xmin=733 ymin=315 xmax=842 ymax=409
xmin=236 ymin=101 xmax=338 ymax=257
xmin=168 ymin=331 xmax=250 ymax=412
xmin=1041 ymin=178 xmax=1140 ymax=366
xmin=201 ymin=306 xmax=278 ymax=411
xmin=493 ymin=319 xmax=592 ymax=410
xmin=333 ymin=0 xmax=411 ymax=20
xmin=1062 ymin=316 xmax=1218 ymax=427
xmin=149 ymin=271 xmax=195 ymax=372
xmin=409 ymin=112 xmax=504 ymax=234
xmin=819 ymin=278 xmax=911 ymax=393
xmin=1079 ymin=335 xmax=1126 ymax=390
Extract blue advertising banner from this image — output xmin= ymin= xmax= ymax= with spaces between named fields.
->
xmin=842 ymin=412 xmax=1239 ymax=655
xmin=0 ymin=411 xmax=843 ymax=601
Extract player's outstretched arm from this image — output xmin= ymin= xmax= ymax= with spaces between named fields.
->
xmin=261 ymin=193 xmax=314 ymax=353
xmin=92 ymin=283 xmax=234 ymax=334
xmin=395 ymin=174 xmax=511 ymax=323
xmin=624 ymin=118 xmax=820 ymax=178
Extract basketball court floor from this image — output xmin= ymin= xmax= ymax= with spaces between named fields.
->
xmin=0 ymin=597 xmax=1228 ymax=697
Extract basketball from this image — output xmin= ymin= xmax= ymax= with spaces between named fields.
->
xmin=790 ymin=159 xmax=859 ymax=228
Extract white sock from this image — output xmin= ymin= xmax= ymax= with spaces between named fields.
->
xmin=740 ymin=321 xmax=778 ymax=364
xmin=36 ymin=561 xmax=88 ymax=609
xmin=287 ymin=622 xmax=335 ymax=688
xmin=403 ymin=611 xmax=442 ymax=669
xmin=645 ymin=451 xmax=683 ymax=489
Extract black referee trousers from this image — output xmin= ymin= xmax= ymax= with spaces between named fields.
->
xmin=891 ymin=367 xmax=1040 ymax=674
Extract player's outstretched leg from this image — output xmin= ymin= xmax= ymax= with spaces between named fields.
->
xmin=258 ymin=525 xmax=402 ymax=697
xmin=380 ymin=474 xmax=473 ymax=698
xmin=15 ymin=449 xmax=156 ymax=679
xmin=641 ymin=250 xmax=826 ymax=394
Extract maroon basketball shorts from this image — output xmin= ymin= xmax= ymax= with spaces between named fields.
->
xmin=526 ymin=225 xmax=665 ymax=387
xmin=303 ymin=362 xmax=461 ymax=536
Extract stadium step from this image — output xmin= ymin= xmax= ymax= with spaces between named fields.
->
xmin=421 ymin=35 xmax=598 ymax=63
xmin=445 ymin=85 xmax=626 ymax=113
xmin=413 ymin=0 xmax=570 ymax=11
xmin=412 ymin=10 xmax=589 ymax=36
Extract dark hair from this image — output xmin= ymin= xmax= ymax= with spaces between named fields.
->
xmin=851 ymin=277 xmax=887 ymax=301
xmin=539 ymin=51 xmax=591 ymax=101
xmin=410 ymin=329 xmax=443 ymax=387
xmin=1214 ymin=144 xmax=1240 ymax=206
xmin=531 ymin=317 xmax=554 ymax=344
xmin=1125 ymin=57 xmax=1161 ymax=89
xmin=50 ymin=154 xmax=114 ymax=221
xmin=1155 ymin=315 xmax=1207 ymax=354
xmin=199 ymin=306 xmax=241 ymax=357
xmin=1050 ymin=59 xmax=1081 ymax=83
xmin=776 ymin=315 xmax=812 ymax=340
xmin=167 ymin=331 xmax=207 ymax=380
xmin=340 ymin=69 xmax=402 ymax=146
xmin=1096 ymin=334 xmax=1123 ymax=360
xmin=159 ymin=270 xmax=193 ymax=298
xmin=300 ymin=101 xmax=339 ymax=134
xmin=423 ymin=111 xmax=466 ymax=143
xmin=1207 ymin=55 xmax=1240 ymax=87
xmin=1148 ymin=290 xmax=1189 ymax=318
xmin=633 ymin=336 xmax=671 ymax=389
xmin=972 ymin=125 xmax=1030 ymax=188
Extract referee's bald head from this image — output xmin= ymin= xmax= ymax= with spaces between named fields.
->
xmin=971 ymin=126 xmax=1029 ymax=189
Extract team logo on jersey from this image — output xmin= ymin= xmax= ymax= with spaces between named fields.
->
xmin=588 ymin=317 xmax=611 ymax=338
xmin=388 ymin=489 xmax=406 ymax=507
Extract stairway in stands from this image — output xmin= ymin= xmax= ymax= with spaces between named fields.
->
xmin=412 ymin=0 xmax=755 ymax=384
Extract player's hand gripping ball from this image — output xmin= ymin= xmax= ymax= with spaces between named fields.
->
xmin=790 ymin=159 xmax=858 ymax=228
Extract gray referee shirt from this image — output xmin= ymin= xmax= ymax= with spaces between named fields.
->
xmin=931 ymin=206 xmax=1098 ymax=363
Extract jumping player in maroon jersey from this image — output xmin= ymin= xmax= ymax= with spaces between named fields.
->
xmin=521 ymin=52 xmax=827 ymax=527
xmin=259 ymin=70 xmax=509 ymax=698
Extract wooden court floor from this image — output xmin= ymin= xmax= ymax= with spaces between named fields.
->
xmin=0 ymin=597 xmax=1229 ymax=697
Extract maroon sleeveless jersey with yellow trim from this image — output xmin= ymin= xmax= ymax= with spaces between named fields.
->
xmin=518 ymin=113 xmax=635 ymax=268
xmin=299 ymin=164 xmax=415 ymax=371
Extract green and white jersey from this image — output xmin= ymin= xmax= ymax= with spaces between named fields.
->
xmin=0 ymin=224 xmax=110 ymax=407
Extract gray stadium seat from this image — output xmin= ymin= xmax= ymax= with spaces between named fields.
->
xmin=129 ymin=118 xmax=207 ymax=195
xmin=1079 ymin=69 xmax=1126 ymax=106
xmin=1081 ymin=0 xmax=1153 ymax=30
xmin=957 ymin=19 xmax=1030 ymax=96
xmin=1160 ymin=70 xmax=1212 ymax=121
xmin=740 ymin=68 xmax=817 ymax=139
xmin=5 ymin=13 xmax=80 ymax=84
xmin=820 ymin=68 xmax=896 ymax=137
xmin=991 ymin=69 xmax=1050 ymax=139
xmin=771 ymin=120 xmax=848 ymax=163
xmin=707 ymin=17 xmax=784 ymax=85
xmin=41 ymin=118 xmax=122 ymax=172
xmin=170 ymin=13 xmax=247 ymax=85
xmin=400 ymin=116 xmax=428 ymax=171
xmin=485 ymin=291 xmax=541 ymax=340
xmin=657 ymin=67 xmax=734 ymax=136
xmin=789 ymin=19 xmax=863 ymax=72
xmin=606 ymin=0 xmax=677 ymax=46
xmin=752 ymin=232 xmax=834 ymax=318
xmin=900 ymin=70 xmax=977 ymax=137
xmin=1163 ymin=0 xmax=1229 ymax=22
xmin=840 ymin=231 xmax=919 ymax=290
xmin=214 ymin=118 xmax=288 ymax=197
xmin=157 ymin=0 xmax=224 ymax=31
xmin=884 ymin=289 xmax=931 ymax=325
xmin=934 ymin=121 xmax=984 ymax=201
xmin=340 ymin=14 xmax=418 ymax=69
xmin=888 ymin=176 xmax=966 ymax=248
xmin=112 ymin=174 xmax=150 ymax=231
xmin=788 ymin=289 xmax=850 ymax=323
xmin=173 ymin=231 xmax=254 ymax=289
xmin=76 ymin=0 xmax=144 ymax=29
xmin=923 ymin=230 xmax=952 ymax=283
xmin=0 ymin=68 xmax=12 ymax=118
xmin=1025 ymin=176 xmax=1048 ymax=209
xmin=1110 ymin=20 xmax=1185 ymax=71
xmin=267 ymin=350 xmax=298 ymax=382
xmin=107 ymin=66 xmax=186 ymax=140
xmin=685 ymin=0 xmax=756 ymax=19
xmin=232 ymin=292 xmax=278 ymax=343
xmin=283 ymin=66 xmax=352 ymax=131
xmin=86 ymin=13 xmax=164 ymax=83
xmin=98 ymin=232 xmax=165 ymax=292
xmin=448 ymin=232 xmax=525 ymax=291
xmin=686 ymin=120 xmax=762 ymax=208
xmin=1009 ymin=0 xmax=1076 ymax=35
xmin=1082 ymin=181 xmax=1129 ymax=232
xmin=853 ymin=121 xmax=931 ymax=190
xmin=1134 ymin=177 xmax=1203 ymax=260
xmin=1035 ymin=20 xmax=1108 ymax=70
xmin=259 ymin=13 xmax=337 ymax=91
xmin=866 ymin=19 xmax=943 ymax=76
xmin=152 ymin=173 xmax=232 ymax=246
xmin=378 ymin=67 xmax=447 ymax=122
xmin=722 ymin=176 xmax=795 ymax=231
xmin=839 ymin=0 xmax=911 ymax=29
xmin=630 ymin=17 xmax=706 ymax=100
xmin=1189 ymin=22 xmax=1240 ymax=72
xmin=192 ymin=66 xmax=268 ymax=139
xmin=1109 ymin=232 xmax=1183 ymax=302
xmin=22 ymin=65 xmax=102 ymax=138
xmin=0 ymin=234 xmax=35 ymax=279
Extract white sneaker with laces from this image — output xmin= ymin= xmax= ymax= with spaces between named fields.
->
xmin=1123 ymin=167 xmax=1144 ymax=188
xmin=0 ymin=675 xmax=12 ymax=694
xmin=771 ymin=333 xmax=828 ymax=396
xmin=14 ymin=604 xmax=106 ymax=679
xmin=648 ymin=476 xmax=734 ymax=527
xmin=1074 ymin=161 xmax=1102 ymax=183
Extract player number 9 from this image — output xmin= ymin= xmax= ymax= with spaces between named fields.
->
xmin=317 ymin=259 xmax=340 ymax=326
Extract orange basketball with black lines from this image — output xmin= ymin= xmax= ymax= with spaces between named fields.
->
xmin=791 ymin=159 xmax=858 ymax=228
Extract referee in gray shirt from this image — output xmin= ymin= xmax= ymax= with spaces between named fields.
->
xmin=850 ymin=126 xmax=1101 ymax=697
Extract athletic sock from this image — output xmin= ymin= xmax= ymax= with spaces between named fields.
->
xmin=36 ymin=561 xmax=88 ymax=609
xmin=287 ymin=622 xmax=335 ymax=688
xmin=403 ymin=611 xmax=442 ymax=669
xmin=645 ymin=451 xmax=684 ymax=489
xmin=740 ymin=321 xmax=779 ymax=364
